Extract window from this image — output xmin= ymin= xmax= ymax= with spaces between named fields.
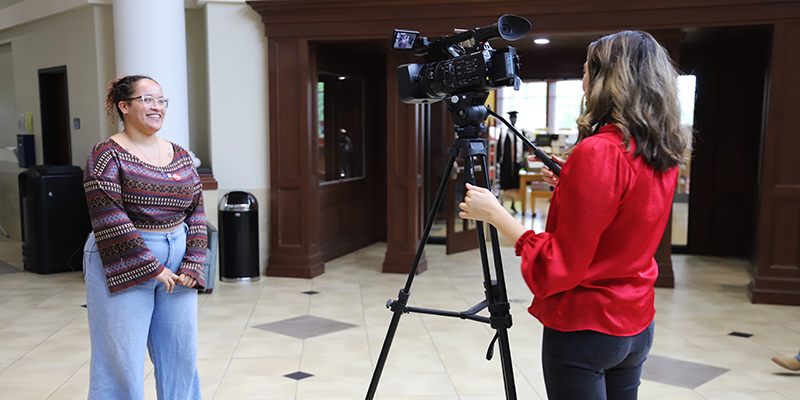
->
xmin=678 ymin=75 xmax=696 ymax=126
xmin=496 ymin=79 xmax=583 ymax=134
xmin=496 ymin=81 xmax=547 ymax=131
xmin=553 ymin=80 xmax=583 ymax=132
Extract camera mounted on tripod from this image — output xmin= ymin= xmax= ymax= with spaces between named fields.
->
xmin=390 ymin=15 xmax=531 ymax=135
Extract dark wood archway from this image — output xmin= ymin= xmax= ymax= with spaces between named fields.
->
xmin=249 ymin=0 xmax=800 ymax=305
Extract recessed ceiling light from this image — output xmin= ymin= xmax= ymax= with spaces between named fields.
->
xmin=534 ymin=38 xmax=550 ymax=45
xmin=338 ymin=76 xmax=346 ymax=80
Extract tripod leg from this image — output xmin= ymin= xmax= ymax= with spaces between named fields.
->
xmin=463 ymin=152 xmax=518 ymax=400
xmin=478 ymin=154 xmax=518 ymax=400
xmin=366 ymin=149 xmax=459 ymax=400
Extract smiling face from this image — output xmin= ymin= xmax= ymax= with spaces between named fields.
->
xmin=118 ymin=79 xmax=165 ymax=135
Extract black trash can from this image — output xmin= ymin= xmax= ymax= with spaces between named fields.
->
xmin=18 ymin=165 xmax=92 ymax=274
xmin=218 ymin=191 xmax=260 ymax=281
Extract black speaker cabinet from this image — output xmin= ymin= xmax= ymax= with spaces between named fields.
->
xmin=18 ymin=165 xmax=92 ymax=274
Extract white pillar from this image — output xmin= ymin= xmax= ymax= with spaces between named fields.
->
xmin=112 ymin=0 xmax=190 ymax=149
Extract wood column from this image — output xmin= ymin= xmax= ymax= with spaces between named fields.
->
xmin=382 ymin=51 xmax=427 ymax=274
xmin=651 ymin=29 xmax=684 ymax=288
xmin=749 ymin=20 xmax=800 ymax=305
xmin=265 ymin=37 xmax=325 ymax=278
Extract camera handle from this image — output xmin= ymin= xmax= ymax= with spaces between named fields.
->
xmin=488 ymin=109 xmax=562 ymax=177
xmin=366 ymin=133 xmax=518 ymax=400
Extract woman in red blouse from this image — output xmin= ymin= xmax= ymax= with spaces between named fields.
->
xmin=459 ymin=31 xmax=691 ymax=400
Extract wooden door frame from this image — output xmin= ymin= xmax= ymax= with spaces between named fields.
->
xmin=249 ymin=0 xmax=800 ymax=304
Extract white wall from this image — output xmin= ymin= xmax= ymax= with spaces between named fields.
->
xmin=205 ymin=2 xmax=270 ymax=268
xmin=0 ymin=42 xmax=15 ymax=148
xmin=0 ymin=4 xmax=116 ymax=240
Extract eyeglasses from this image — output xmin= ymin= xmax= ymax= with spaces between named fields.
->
xmin=126 ymin=94 xmax=169 ymax=109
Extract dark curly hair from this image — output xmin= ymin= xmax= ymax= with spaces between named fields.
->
xmin=104 ymin=75 xmax=158 ymax=125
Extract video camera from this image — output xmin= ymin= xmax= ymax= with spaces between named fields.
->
xmin=390 ymin=15 xmax=531 ymax=104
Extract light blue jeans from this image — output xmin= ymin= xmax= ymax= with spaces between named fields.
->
xmin=84 ymin=225 xmax=202 ymax=400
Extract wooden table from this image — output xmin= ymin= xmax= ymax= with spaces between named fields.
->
xmin=519 ymin=171 xmax=553 ymax=216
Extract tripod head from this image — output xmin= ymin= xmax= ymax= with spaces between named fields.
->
xmin=443 ymin=91 xmax=562 ymax=176
xmin=447 ymin=91 xmax=489 ymax=139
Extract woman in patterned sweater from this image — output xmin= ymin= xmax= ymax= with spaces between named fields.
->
xmin=83 ymin=75 xmax=206 ymax=400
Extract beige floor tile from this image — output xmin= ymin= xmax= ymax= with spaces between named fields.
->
xmin=197 ymin=341 xmax=239 ymax=359
xmin=302 ymin=338 xmax=371 ymax=358
xmin=46 ymin=381 xmax=89 ymax=400
xmin=696 ymin=390 xmax=790 ymax=400
xmin=0 ymin=361 xmax=84 ymax=383
xmin=371 ymin=372 xmax=457 ymax=396
xmin=296 ymin=375 xmax=375 ymax=398
xmin=200 ymin=376 xmax=222 ymax=400
xmin=0 ymin=381 xmax=62 ymax=400
xmin=197 ymin=325 xmax=246 ymax=343
xmin=214 ymin=375 xmax=297 ymax=398
xmin=379 ymin=396 xmax=460 ymax=400
xmin=233 ymin=340 xmax=303 ymax=358
xmin=0 ymin=239 xmax=799 ymax=399
xmin=66 ymin=361 xmax=89 ymax=383
xmin=448 ymin=368 xmax=538 ymax=396
xmin=40 ymin=326 xmax=90 ymax=346
xmin=300 ymin=355 xmax=374 ymax=377
xmin=14 ymin=344 xmax=90 ymax=364
xmin=0 ymin=346 xmax=30 ymax=364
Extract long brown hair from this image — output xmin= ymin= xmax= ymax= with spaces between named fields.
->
xmin=575 ymin=30 xmax=691 ymax=171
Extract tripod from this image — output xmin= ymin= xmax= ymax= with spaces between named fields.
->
xmin=366 ymin=91 xmax=561 ymax=399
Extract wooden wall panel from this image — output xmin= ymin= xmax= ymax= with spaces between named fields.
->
xmin=277 ymin=188 xmax=302 ymax=248
xmin=266 ymin=37 xmax=324 ymax=278
xmin=382 ymin=49 xmax=427 ymax=274
xmin=274 ymin=42 xmax=303 ymax=179
xmin=771 ymin=201 xmax=799 ymax=269
xmin=750 ymin=20 xmax=800 ymax=304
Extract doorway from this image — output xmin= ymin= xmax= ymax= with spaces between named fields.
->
xmin=679 ymin=25 xmax=771 ymax=257
xmin=315 ymin=42 xmax=387 ymax=261
xmin=38 ymin=66 xmax=71 ymax=166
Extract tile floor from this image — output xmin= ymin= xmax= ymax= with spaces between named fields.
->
xmin=1 ymin=224 xmax=800 ymax=399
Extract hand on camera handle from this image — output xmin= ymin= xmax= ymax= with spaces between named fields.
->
xmin=530 ymin=155 xmax=565 ymax=186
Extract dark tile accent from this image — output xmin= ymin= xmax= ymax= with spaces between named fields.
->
xmin=642 ymin=354 xmax=730 ymax=389
xmin=0 ymin=260 xmax=22 ymax=275
xmin=302 ymin=290 xmax=320 ymax=295
xmin=284 ymin=371 xmax=313 ymax=380
xmin=728 ymin=331 xmax=753 ymax=338
xmin=253 ymin=315 xmax=358 ymax=339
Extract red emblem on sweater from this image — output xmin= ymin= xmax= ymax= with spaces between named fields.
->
xmin=172 ymin=173 xmax=181 ymax=181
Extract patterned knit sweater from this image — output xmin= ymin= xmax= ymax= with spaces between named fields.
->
xmin=84 ymin=137 xmax=207 ymax=293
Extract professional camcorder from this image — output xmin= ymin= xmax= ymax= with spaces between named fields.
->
xmin=390 ymin=15 xmax=531 ymax=104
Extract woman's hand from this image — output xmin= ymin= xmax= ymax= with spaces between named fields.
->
xmin=459 ymin=183 xmax=505 ymax=225
xmin=530 ymin=155 xmax=565 ymax=186
xmin=177 ymin=274 xmax=197 ymax=289
xmin=155 ymin=268 xmax=179 ymax=293
xmin=459 ymin=183 xmax=529 ymax=245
